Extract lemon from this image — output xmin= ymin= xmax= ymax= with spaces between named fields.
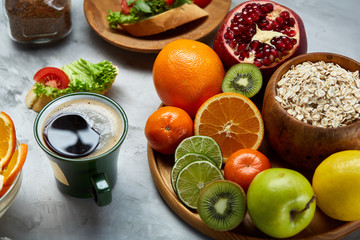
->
xmin=312 ymin=150 xmax=360 ymax=221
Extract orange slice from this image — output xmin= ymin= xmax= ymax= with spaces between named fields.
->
xmin=194 ymin=93 xmax=264 ymax=162
xmin=0 ymin=112 xmax=16 ymax=170
xmin=0 ymin=175 xmax=3 ymax=194
xmin=0 ymin=143 xmax=27 ymax=197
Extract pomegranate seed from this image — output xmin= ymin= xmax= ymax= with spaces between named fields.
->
xmin=242 ymin=9 xmax=248 ymax=16
xmin=254 ymin=59 xmax=263 ymax=67
xmin=265 ymin=3 xmax=274 ymax=12
xmin=255 ymin=52 xmax=263 ymax=58
xmin=291 ymin=38 xmax=297 ymax=45
xmin=264 ymin=48 xmax=271 ymax=57
xmin=276 ymin=17 xmax=284 ymax=26
xmin=250 ymin=40 xmax=261 ymax=50
xmin=234 ymin=13 xmax=241 ymax=21
xmin=270 ymin=48 xmax=279 ymax=58
xmin=250 ymin=13 xmax=259 ymax=21
xmin=288 ymin=18 xmax=296 ymax=27
xmin=280 ymin=11 xmax=290 ymax=20
xmin=263 ymin=57 xmax=272 ymax=66
xmin=263 ymin=24 xmax=273 ymax=30
xmin=272 ymin=22 xmax=280 ymax=30
xmin=225 ymin=31 xmax=234 ymax=40
xmin=276 ymin=42 xmax=286 ymax=51
xmin=259 ymin=22 xmax=268 ymax=29
xmin=245 ymin=4 xmax=252 ymax=9
xmin=282 ymin=25 xmax=290 ymax=30
xmin=229 ymin=40 xmax=237 ymax=49
xmin=285 ymin=42 xmax=293 ymax=50
xmin=286 ymin=30 xmax=296 ymax=37
xmin=238 ymin=43 xmax=248 ymax=51
xmin=240 ymin=50 xmax=249 ymax=59
xmin=263 ymin=44 xmax=271 ymax=50
xmin=245 ymin=16 xmax=253 ymax=24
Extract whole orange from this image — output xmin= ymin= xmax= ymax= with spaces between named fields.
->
xmin=153 ymin=39 xmax=225 ymax=118
xmin=224 ymin=149 xmax=271 ymax=192
xmin=144 ymin=106 xmax=194 ymax=155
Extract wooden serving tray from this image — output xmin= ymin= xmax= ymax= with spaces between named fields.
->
xmin=147 ymin=137 xmax=360 ymax=239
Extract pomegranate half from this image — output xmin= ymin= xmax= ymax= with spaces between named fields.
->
xmin=213 ymin=0 xmax=307 ymax=80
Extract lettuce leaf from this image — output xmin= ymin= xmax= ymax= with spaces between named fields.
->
xmin=33 ymin=59 xmax=117 ymax=99
xmin=107 ymin=0 xmax=193 ymax=28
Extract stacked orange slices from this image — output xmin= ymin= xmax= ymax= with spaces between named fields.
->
xmin=0 ymin=112 xmax=28 ymax=197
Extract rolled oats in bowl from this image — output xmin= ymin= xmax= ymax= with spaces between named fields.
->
xmin=275 ymin=61 xmax=360 ymax=128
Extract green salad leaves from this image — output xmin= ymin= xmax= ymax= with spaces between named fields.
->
xmin=33 ymin=59 xmax=117 ymax=98
xmin=107 ymin=0 xmax=193 ymax=28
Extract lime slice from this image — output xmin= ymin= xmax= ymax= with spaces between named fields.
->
xmin=175 ymin=160 xmax=224 ymax=209
xmin=171 ymin=153 xmax=213 ymax=193
xmin=175 ymin=136 xmax=223 ymax=168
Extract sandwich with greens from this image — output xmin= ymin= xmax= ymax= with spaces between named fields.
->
xmin=107 ymin=0 xmax=209 ymax=37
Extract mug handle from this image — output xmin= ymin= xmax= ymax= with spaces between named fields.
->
xmin=90 ymin=173 xmax=112 ymax=207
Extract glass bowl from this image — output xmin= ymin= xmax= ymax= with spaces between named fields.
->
xmin=0 ymin=171 xmax=22 ymax=218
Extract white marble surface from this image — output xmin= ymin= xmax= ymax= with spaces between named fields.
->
xmin=0 ymin=0 xmax=359 ymax=239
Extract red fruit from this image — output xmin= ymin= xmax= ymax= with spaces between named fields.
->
xmin=165 ymin=0 xmax=174 ymax=5
xmin=213 ymin=0 xmax=307 ymax=80
xmin=193 ymin=0 xmax=212 ymax=8
xmin=121 ymin=0 xmax=133 ymax=15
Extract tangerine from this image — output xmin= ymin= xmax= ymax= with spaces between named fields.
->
xmin=145 ymin=106 xmax=194 ymax=155
xmin=153 ymin=39 xmax=225 ymax=118
xmin=194 ymin=92 xmax=264 ymax=162
xmin=224 ymin=148 xmax=271 ymax=192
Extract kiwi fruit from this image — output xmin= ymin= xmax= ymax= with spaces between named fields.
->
xmin=222 ymin=63 xmax=263 ymax=98
xmin=197 ymin=180 xmax=246 ymax=231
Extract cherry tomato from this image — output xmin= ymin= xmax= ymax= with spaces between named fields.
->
xmin=165 ymin=0 xmax=174 ymax=5
xmin=121 ymin=0 xmax=133 ymax=15
xmin=33 ymin=67 xmax=70 ymax=89
xmin=193 ymin=0 xmax=212 ymax=8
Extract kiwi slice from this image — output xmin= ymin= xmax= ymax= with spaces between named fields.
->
xmin=222 ymin=63 xmax=263 ymax=98
xmin=197 ymin=180 xmax=246 ymax=231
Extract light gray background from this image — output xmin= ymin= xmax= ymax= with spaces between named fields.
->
xmin=0 ymin=0 xmax=359 ymax=239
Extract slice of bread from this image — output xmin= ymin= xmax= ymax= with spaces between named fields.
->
xmin=120 ymin=3 xmax=209 ymax=37
xmin=25 ymin=86 xmax=53 ymax=112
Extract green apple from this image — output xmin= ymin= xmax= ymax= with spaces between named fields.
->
xmin=247 ymin=168 xmax=316 ymax=238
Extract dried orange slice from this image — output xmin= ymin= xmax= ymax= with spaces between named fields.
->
xmin=0 ymin=143 xmax=27 ymax=196
xmin=0 ymin=112 xmax=16 ymax=170
xmin=194 ymin=93 xmax=264 ymax=162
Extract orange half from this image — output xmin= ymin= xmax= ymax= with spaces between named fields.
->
xmin=0 ymin=143 xmax=28 ymax=197
xmin=194 ymin=93 xmax=264 ymax=162
xmin=0 ymin=112 xmax=16 ymax=170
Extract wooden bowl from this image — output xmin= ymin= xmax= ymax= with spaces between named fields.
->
xmin=262 ymin=52 xmax=360 ymax=172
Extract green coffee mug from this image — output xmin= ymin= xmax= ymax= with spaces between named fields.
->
xmin=34 ymin=92 xmax=128 ymax=207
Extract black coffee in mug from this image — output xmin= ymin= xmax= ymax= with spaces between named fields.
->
xmin=41 ymin=98 xmax=123 ymax=159
xmin=43 ymin=113 xmax=100 ymax=158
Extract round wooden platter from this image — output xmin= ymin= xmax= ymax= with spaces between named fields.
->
xmin=83 ymin=0 xmax=231 ymax=53
xmin=147 ymin=136 xmax=360 ymax=239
